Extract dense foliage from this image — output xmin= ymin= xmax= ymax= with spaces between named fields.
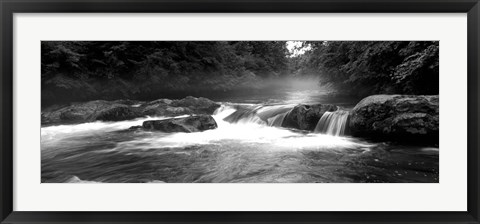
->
xmin=292 ymin=41 xmax=439 ymax=96
xmin=41 ymin=41 xmax=289 ymax=105
xmin=41 ymin=41 xmax=439 ymax=105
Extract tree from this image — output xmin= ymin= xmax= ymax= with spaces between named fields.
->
xmin=41 ymin=41 xmax=290 ymax=105
xmin=294 ymin=41 xmax=439 ymax=96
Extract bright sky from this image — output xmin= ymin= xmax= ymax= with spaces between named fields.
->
xmin=286 ymin=41 xmax=312 ymax=57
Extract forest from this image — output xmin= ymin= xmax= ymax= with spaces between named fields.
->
xmin=41 ymin=41 xmax=439 ymax=106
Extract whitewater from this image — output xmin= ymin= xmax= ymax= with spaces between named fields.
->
xmin=41 ymin=101 xmax=439 ymax=183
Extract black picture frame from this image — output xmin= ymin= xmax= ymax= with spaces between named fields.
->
xmin=1 ymin=0 xmax=479 ymax=223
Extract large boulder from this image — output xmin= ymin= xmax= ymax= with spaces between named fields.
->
xmin=141 ymin=105 xmax=194 ymax=117
xmin=140 ymin=99 xmax=173 ymax=116
xmin=349 ymin=95 xmax=439 ymax=145
xmin=142 ymin=115 xmax=218 ymax=133
xmin=281 ymin=104 xmax=338 ymax=131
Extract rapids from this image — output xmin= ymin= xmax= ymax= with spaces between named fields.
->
xmin=41 ymin=84 xmax=438 ymax=183
xmin=41 ymin=102 xmax=439 ymax=183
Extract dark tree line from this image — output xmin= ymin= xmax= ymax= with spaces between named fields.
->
xmin=41 ymin=41 xmax=438 ymax=105
xmin=290 ymin=41 xmax=439 ymax=96
xmin=41 ymin=41 xmax=289 ymax=105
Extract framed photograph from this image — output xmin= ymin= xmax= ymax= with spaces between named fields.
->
xmin=1 ymin=0 xmax=479 ymax=223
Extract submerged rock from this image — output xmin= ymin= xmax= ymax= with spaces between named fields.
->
xmin=142 ymin=115 xmax=218 ymax=133
xmin=281 ymin=104 xmax=338 ymax=131
xmin=349 ymin=95 xmax=438 ymax=145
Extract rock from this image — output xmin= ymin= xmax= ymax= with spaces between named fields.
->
xmin=41 ymin=96 xmax=221 ymax=125
xmin=112 ymin=99 xmax=143 ymax=106
xmin=124 ymin=125 xmax=144 ymax=133
xmin=281 ymin=104 xmax=338 ymax=131
xmin=146 ymin=98 xmax=172 ymax=105
xmin=140 ymin=97 xmax=219 ymax=117
xmin=142 ymin=115 xmax=217 ymax=133
xmin=42 ymin=101 xmax=142 ymax=124
xmin=171 ymin=96 xmax=220 ymax=114
xmin=349 ymin=95 xmax=438 ymax=144
xmin=165 ymin=106 xmax=193 ymax=116
xmin=42 ymin=100 xmax=119 ymax=125
xmin=140 ymin=99 xmax=173 ymax=116
xmin=129 ymin=125 xmax=143 ymax=130
xmin=141 ymin=105 xmax=193 ymax=117
xmin=95 ymin=105 xmax=141 ymax=121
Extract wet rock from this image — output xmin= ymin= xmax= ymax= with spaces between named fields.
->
xmin=95 ymin=105 xmax=141 ymax=121
xmin=139 ymin=97 xmax=219 ymax=117
xmin=146 ymin=98 xmax=172 ymax=105
xmin=281 ymin=104 xmax=338 ymax=131
xmin=349 ymin=95 xmax=438 ymax=145
xmin=41 ymin=96 xmax=221 ymax=125
xmin=165 ymin=107 xmax=193 ymax=116
xmin=42 ymin=100 xmax=122 ymax=125
xmin=128 ymin=125 xmax=143 ymax=130
xmin=141 ymin=99 xmax=174 ymax=116
xmin=141 ymin=105 xmax=193 ymax=117
xmin=112 ymin=99 xmax=143 ymax=106
xmin=142 ymin=115 xmax=217 ymax=133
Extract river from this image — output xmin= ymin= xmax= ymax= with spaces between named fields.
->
xmin=41 ymin=82 xmax=439 ymax=183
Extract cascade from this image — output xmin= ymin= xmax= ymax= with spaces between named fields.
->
xmin=314 ymin=110 xmax=349 ymax=136
xmin=222 ymin=104 xmax=293 ymax=125
xmin=267 ymin=112 xmax=288 ymax=127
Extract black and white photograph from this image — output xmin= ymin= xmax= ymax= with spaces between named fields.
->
xmin=41 ymin=41 xmax=439 ymax=183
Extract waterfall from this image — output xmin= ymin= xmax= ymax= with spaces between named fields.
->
xmin=215 ymin=103 xmax=349 ymax=136
xmin=267 ymin=112 xmax=288 ymax=127
xmin=222 ymin=104 xmax=294 ymax=125
xmin=314 ymin=110 xmax=349 ymax=136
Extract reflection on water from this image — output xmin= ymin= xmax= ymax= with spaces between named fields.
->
xmin=209 ymin=89 xmax=359 ymax=107
xmin=199 ymin=78 xmax=359 ymax=107
xmin=41 ymin=83 xmax=438 ymax=183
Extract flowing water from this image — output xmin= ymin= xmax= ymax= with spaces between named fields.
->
xmin=314 ymin=110 xmax=350 ymax=136
xmin=41 ymin=84 xmax=439 ymax=183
